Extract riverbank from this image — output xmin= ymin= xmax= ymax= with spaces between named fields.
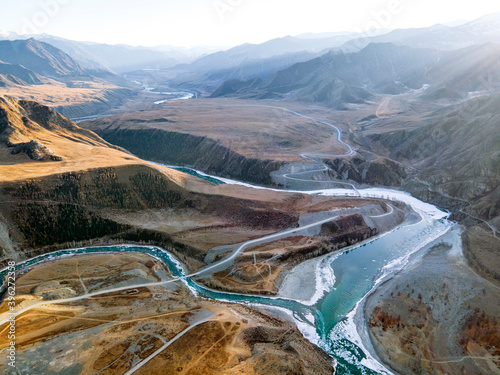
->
xmin=0 ymin=251 xmax=334 ymax=374
xmin=164 ymin=170 xmax=454 ymax=374
xmin=364 ymin=225 xmax=500 ymax=374
xmin=0 ymin=184 xmax=448 ymax=373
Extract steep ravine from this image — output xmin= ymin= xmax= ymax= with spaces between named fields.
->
xmin=93 ymin=127 xmax=284 ymax=186
xmin=365 ymin=94 xmax=500 ymax=227
xmin=55 ymin=88 xmax=135 ymax=119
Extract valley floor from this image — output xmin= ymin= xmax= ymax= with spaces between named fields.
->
xmin=0 ymin=252 xmax=334 ymax=374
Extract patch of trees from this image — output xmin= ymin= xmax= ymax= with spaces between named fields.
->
xmin=370 ymin=306 xmax=406 ymax=331
xmin=14 ymin=202 xmax=127 ymax=247
xmin=8 ymin=167 xmax=188 ymax=210
xmin=120 ymin=228 xmax=206 ymax=263
xmin=460 ymin=308 xmax=500 ymax=354
xmin=130 ymin=172 xmax=182 ymax=208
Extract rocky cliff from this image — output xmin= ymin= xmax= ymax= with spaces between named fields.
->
xmin=93 ymin=127 xmax=284 ymax=186
xmin=324 ymin=152 xmax=408 ymax=187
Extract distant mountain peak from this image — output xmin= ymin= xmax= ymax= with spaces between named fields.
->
xmin=427 ymin=23 xmax=451 ymax=31
xmin=0 ymin=38 xmax=87 ymax=79
xmin=456 ymin=12 xmax=500 ymax=36
xmin=465 ymin=12 xmax=500 ymax=23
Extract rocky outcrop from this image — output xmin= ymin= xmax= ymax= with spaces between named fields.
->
xmin=7 ymin=140 xmax=63 ymax=161
xmin=320 ymin=213 xmax=378 ymax=247
xmin=0 ymin=95 xmax=124 ymax=151
xmin=324 ymin=153 xmax=408 ymax=187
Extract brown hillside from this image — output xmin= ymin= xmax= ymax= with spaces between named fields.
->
xmin=0 ymin=95 xmax=150 ymax=182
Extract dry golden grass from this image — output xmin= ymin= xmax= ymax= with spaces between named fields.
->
xmin=0 ymin=95 xmax=193 ymax=184
xmin=0 ymin=143 xmax=141 ymax=182
xmin=0 ymin=79 xmax=120 ymax=108
xmin=84 ymin=98 xmax=351 ymax=162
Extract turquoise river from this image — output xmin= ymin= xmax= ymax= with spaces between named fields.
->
xmin=0 ymin=168 xmax=453 ymax=375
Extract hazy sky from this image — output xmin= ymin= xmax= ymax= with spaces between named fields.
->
xmin=2 ymin=0 xmax=500 ymax=47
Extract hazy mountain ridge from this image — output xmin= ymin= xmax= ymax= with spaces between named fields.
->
xmin=339 ymin=13 xmax=500 ymax=52
xmin=211 ymin=43 xmax=443 ymax=106
xmin=0 ymin=61 xmax=45 ymax=86
xmin=0 ymin=38 xmax=88 ymax=80
xmin=0 ymin=38 xmax=134 ymax=86
xmin=159 ymin=36 xmax=349 ymax=93
xmin=0 ymin=33 xmax=222 ymax=74
xmin=212 ymin=42 xmax=500 ymax=107
xmin=3 ymin=12 xmax=500 ymax=81
xmin=160 ymin=13 xmax=500 ymax=97
xmin=185 ymin=35 xmax=356 ymax=73
xmin=170 ymin=51 xmax=319 ymax=93
xmin=135 ymin=33 xmax=399 ymax=94
xmin=421 ymin=43 xmax=500 ymax=100
xmin=0 ymin=39 xmax=138 ymax=118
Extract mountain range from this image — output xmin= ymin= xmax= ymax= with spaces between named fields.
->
xmin=0 ymin=38 xmax=136 ymax=117
xmin=180 ymin=13 xmax=500 ymax=76
xmin=211 ymin=42 xmax=500 ymax=107
xmin=0 ymin=38 xmax=87 ymax=80
xmin=0 ymin=32 xmax=222 ymax=74
xmin=339 ymin=12 xmax=500 ymax=52
xmin=132 ymin=13 xmax=499 ymax=95
xmin=2 ymin=13 xmax=500 ymax=92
